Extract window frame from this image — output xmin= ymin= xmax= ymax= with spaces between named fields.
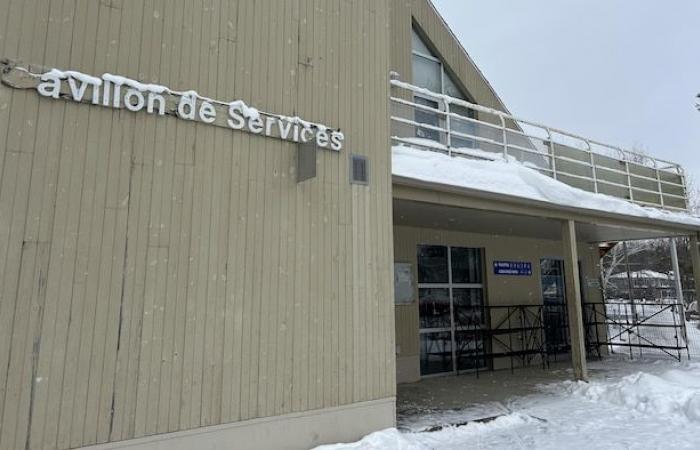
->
xmin=411 ymin=26 xmax=477 ymax=147
xmin=417 ymin=244 xmax=488 ymax=376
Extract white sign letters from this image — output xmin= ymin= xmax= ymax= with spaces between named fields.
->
xmin=34 ymin=68 xmax=344 ymax=151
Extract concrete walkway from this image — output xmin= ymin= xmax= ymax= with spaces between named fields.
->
xmin=397 ymin=361 xmax=583 ymax=430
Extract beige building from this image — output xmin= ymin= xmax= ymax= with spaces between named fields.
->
xmin=0 ymin=1 xmax=699 ymax=449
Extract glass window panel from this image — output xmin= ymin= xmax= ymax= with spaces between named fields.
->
xmin=452 ymin=136 xmax=475 ymax=150
xmin=418 ymin=288 xmax=451 ymax=329
xmin=540 ymin=258 xmax=570 ymax=354
xmin=472 ymin=122 xmax=503 ymax=143
xmin=412 ymin=54 xmax=442 ymax=93
xmin=443 ymin=72 xmax=466 ymax=100
xmin=450 ymin=103 xmax=474 ymax=119
xmin=420 ymin=332 xmax=453 ymax=375
xmin=543 ymin=304 xmax=569 ymax=354
xmin=414 ymin=96 xmax=441 ymax=142
xmin=541 ymin=259 xmax=565 ymax=304
xmin=450 ymin=105 xmax=476 ymax=150
xmin=417 ymin=245 xmax=489 ymax=375
xmin=417 ymin=245 xmax=448 ymax=283
xmin=452 ymin=288 xmax=485 ymax=327
xmin=412 ymin=27 xmax=435 ymax=57
xmin=450 ymin=247 xmax=483 ymax=284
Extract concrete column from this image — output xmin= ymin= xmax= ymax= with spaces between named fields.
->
xmin=691 ymin=234 xmax=700 ymax=314
xmin=562 ymin=219 xmax=588 ymax=381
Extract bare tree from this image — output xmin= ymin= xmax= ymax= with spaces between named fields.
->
xmin=685 ymin=175 xmax=700 ymax=215
xmin=601 ymin=240 xmax=661 ymax=295
xmin=690 ymin=184 xmax=700 ymax=215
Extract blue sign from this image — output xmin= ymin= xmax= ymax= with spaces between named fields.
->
xmin=494 ymin=261 xmax=532 ymax=276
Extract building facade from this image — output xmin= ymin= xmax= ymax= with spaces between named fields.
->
xmin=0 ymin=1 xmax=699 ymax=449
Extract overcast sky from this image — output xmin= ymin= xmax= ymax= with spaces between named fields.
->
xmin=432 ymin=0 xmax=700 ymax=189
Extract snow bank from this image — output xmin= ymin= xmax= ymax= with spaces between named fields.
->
xmin=319 ymin=361 xmax=700 ymax=449
xmin=314 ymin=413 xmax=536 ymax=450
xmin=570 ymin=363 xmax=700 ymax=422
xmin=392 ymin=145 xmax=700 ymax=228
xmin=318 ymin=361 xmax=700 ymax=449
xmin=314 ymin=428 xmax=421 ymax=450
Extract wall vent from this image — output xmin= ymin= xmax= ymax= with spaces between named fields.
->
xmin=350 ymin=154 xmax=369 ymax=185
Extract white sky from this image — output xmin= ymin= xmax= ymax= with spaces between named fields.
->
xmin=432 ymin=0 xmax=700 ymax=188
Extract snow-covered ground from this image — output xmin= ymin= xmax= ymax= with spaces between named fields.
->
xmin=317 ymin=359 xmax=700 ymax=449
xmin=604 ymin=303 xmax=700 ymax=359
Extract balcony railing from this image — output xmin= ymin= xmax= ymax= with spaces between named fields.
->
xmin=390 ymin=79 xmax=688 ymax=211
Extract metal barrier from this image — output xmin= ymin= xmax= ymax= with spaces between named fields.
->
xmin=485 ymin=304 xmax=547 ymax=372
xmin=390 ymin=79 xmax=688 ymax=211
xmin=584 ymin=301 xmax=690 ymax=361
xmin=456 ymin=304 xmax=598 ymax=376
xmin=451 ymin=304 xmax=547 ymax=377
xmin=452 ymin=301 xmax=692 ymax=377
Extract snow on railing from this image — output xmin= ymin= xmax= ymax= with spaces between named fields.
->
xmin=390 ymin=79 xmax=688 ymax=211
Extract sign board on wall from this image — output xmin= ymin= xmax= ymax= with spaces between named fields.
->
xmin=493 ymin=261 xmax=532 ymax=276
xmin=0 ymin=61 xmax=344 ymax=151
xmin=394 ymin=263 xmax=414 ymax=304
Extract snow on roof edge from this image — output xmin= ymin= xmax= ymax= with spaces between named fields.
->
xmin=392 ymin=144 xmax=700 ymax=229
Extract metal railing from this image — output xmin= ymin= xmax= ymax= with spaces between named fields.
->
xmin=584 ymin=301 xmax=691 ymax=361
xmin=390 ymin=79 xmax=688 ymax=211
xmin=447 ymin=303 xmax=602 ymax=377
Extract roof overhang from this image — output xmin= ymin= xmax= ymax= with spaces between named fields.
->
xmin=392 ymin=175 xmax=700 ymax=242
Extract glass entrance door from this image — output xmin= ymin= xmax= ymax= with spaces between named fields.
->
xmin=540 ymin=259 xmax=570 ymax=355
xmin=417 ymin=245 xmax=486 ymax=376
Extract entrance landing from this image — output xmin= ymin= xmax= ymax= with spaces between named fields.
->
xmin=397 ymin=362 xmax=578 ymax=431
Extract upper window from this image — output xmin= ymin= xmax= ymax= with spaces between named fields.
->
xmin=411 ymin=27 xmax=476 ymax=146
xmin=411 ymin=27 xmax=468 ymax=101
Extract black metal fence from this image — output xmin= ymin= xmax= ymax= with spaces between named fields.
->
xmin=455 ymin=300 xmax=694 ymax=376
xmin=456 ymin=304 xmax=577 ymax=376
xmin=584 ymin=301 xmax=692 ymax=361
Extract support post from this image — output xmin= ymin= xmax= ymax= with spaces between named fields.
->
xmin=562 ymin=219 xmax=588 ymax=381
xmin=623 ymin=241 xmax=641 ymax=357
xmin=690 ymin=234 xmax=700 ymax=315
xmin=670 ymin=237 xmax=690 ymax=359
xmin=670 ymin=238 xmax=685 ymax=306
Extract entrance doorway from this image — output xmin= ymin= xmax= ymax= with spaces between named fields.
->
xmin=540 ymin=259 xmax=570 ymax=355
xmin=417 ymin=245 xmax=487 ymax=376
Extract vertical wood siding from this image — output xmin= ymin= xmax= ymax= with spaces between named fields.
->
xmin=0 ymin=1 xmax=395 ymax=449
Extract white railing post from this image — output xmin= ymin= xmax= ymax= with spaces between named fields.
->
xmin=679 ymin=168 xmax=689 ymax=210
xmin=547 ymin=128 xmax=557 ymax=180
xmin=653 ymin=159 xmax=665 ymax=209
xmin=388 ymin=79 xmax=688 ymax=211
xmin=445 ymin=98 xmax=452 ymax=157
xmin=499 ymin=115 xmax=508 ymax=160
xmin=622 ymin=151 xmax=635 ymax=203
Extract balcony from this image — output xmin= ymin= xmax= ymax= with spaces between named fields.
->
xmin=390 ymin=80 xmax=688 ymax=211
